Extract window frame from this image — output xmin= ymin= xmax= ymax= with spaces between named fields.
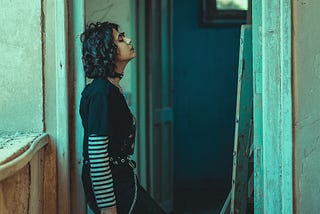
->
xmin=200 ymin=0 xmax=247 ymax=27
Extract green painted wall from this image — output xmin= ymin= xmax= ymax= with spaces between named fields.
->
xmin=293 ymin=1 xmax=320 ymax=213
xmin=0 ymin=0 xmax=43 ymax=132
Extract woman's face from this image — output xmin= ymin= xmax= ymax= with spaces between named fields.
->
xmin=113 ymin=29 xmax=136 ymax=62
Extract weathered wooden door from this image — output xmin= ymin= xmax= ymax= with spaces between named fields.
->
xmin=145 ymin=0 xmax=174 ymax=212
xmin=252 ymin=0 xmax=293 ymax=213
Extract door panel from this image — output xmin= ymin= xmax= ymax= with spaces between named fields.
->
xmin=146 ymin=0 xmax=174 ymax=211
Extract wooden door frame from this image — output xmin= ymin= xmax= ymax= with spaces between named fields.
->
xmin=137 ymin=0 xmax=174 ymax=211
xmin=55 ymin=0 xmax=71 ymax=213
xmin=252 ymin=0 xmax=293 ymax=213
xmin=68 ymin=0 xmax=86 ymax=213
xmin=132 ymin=0 xmax=149 ymax=188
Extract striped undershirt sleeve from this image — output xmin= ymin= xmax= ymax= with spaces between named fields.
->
xmin=87 ymin=134 xmax=116 ymax=208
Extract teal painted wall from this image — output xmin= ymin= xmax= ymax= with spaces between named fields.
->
xmin=293 ymin=0 xmax=320 ymax=212
xmin=173 ymin=0 xmax=240 ymax=185
xmin=0 ymin=0 xmax=43 ymax=132
xmin=252 ymin=0 xmax=293 ymax=212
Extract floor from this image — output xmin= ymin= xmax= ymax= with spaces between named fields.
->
xmin=172 ymin=178 xmax=229 ymax=214
xmin=183 ymin=202 xmax=224 ymax=214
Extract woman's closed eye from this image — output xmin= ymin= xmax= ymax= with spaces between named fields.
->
xmin=118 ymin=32 xmax=125 ymax=42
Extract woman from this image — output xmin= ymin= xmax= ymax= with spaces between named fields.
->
xmin=79 ymin=22 xmax=166 ymax=214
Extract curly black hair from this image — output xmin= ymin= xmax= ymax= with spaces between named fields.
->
xmin=80 ymin=22 xmax=119 ymax=79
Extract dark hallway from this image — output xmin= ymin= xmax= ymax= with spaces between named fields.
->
xmin=172 ymin=0 xmax=244 ymax=213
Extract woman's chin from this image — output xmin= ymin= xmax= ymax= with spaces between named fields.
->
xmin=131 ymin=53 xmax=137 ymax=59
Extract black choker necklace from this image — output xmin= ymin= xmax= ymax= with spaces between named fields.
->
xmin=107 ymin=77 xmax=123 ymax=94
xmin=113 ymin=72 xmax=124 ymax=79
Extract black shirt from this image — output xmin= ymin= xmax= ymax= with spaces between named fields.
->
xmin=80 ymin=77 xmax=136 ymax=159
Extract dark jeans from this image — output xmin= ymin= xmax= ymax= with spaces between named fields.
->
xmin=82 ymin=163 xmax=166 ymax=214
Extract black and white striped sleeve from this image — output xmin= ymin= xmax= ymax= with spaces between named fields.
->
xmin=86 ymin=92 xmax=116 ymax=209
xmin=87 ymin=134 xmax=116 ymax=208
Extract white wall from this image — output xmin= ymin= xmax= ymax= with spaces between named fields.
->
xmin=0 ymin=0 xmax=43 ymax=132
xmin=293 ymin=0 xmax=320 ymax=213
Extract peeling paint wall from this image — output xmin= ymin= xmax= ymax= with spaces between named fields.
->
xmin=0 ymin=0 xmax=43 ymax=132
xmin=293 ymin=0 xmax=320 ymax=212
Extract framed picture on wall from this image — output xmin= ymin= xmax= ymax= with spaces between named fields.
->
xmin=200 ymin=0 xmax=249 ymax=26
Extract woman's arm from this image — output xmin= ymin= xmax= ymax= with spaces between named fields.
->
xmin=101 ymin=206 xmax=117 ymax=214
xmin=87 ymin=134 xmax=116 ymax=209
xmin=85 ymin=92 xmax=117 ymax=212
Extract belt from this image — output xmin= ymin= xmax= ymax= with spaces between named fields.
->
xmin=110 ymin=156 xmax=136 ymax=169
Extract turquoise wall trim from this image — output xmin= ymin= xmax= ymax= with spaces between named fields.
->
xmin=70 ymin=0 xmax=86 ymax=213
xmin=252 ymin=0 xmax=263 ymax=212
xmin=56 ymin=0 xmax=70 ymax=213
xmin=253 ymin=0 xmax=293 ymax=213
xmin=134 ymin=0 xmax=148 ymax=188
xmin=278 ymin=1 xmax=293 ymax=212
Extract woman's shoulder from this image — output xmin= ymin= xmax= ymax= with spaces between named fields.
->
xmin=81 ymin=77 xmax=112 ymax=97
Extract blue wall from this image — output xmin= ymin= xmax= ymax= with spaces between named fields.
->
xmin=173 ymin=0 xmax=240 ymax=182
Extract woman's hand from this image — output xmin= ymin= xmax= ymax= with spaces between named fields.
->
xmin=101 ymin=206 xmax=117 ymax=214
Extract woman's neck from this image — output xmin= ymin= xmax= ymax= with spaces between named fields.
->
xmin=107 ymin=76 xmax=120 ymax=84
xmin=114 ymin=61 xmax=128 ymax=79
xmin=107 ymin=76 xmax=123 ymax=93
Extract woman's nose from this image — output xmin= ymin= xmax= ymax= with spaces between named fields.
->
xmin=124 ymin=37 xmax=132 ymax=45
